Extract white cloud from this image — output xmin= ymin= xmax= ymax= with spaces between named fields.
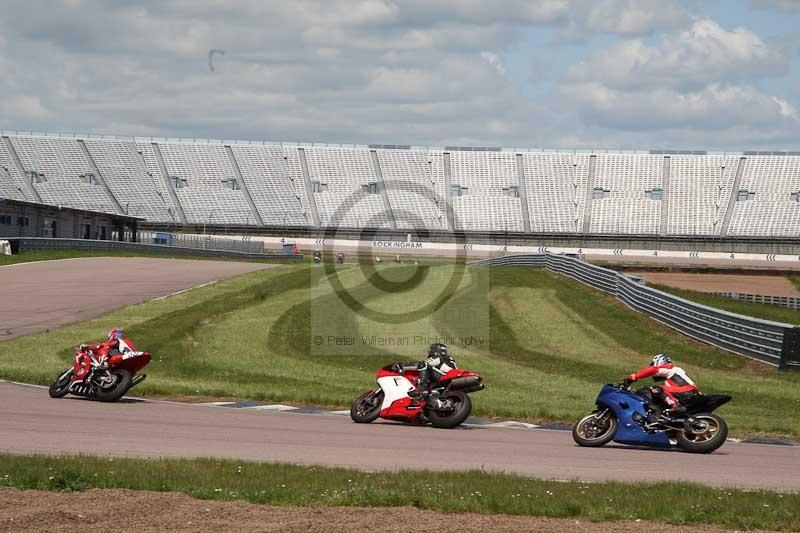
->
xmin=480 ymin=51 xmax=507 ymax=76
xmin=0 ymin=0 xmax=542 ymax=145
xmin=0 ymin=1 xmax=796 ymax=150
xmin=566 ymin=18 xmax=788 ymax=91
xmin=558 ymin=17 xmax=799 ymax=148
xmin=1 ymin=95 xmax=51 ymax=121
xmin=562 ymin=82 xmax=797 ymax=130
xmin=561 ymin=0 xmax=689 ymax=40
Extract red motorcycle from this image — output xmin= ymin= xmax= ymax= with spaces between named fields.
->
xmin=48 ymin=329 xmax=151 ymax=402
xmin=350 ymin=362 xmax=484 ymax=429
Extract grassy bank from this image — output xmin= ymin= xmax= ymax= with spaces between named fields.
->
xmin=1 ymin=454 xmax=797 ymax=530
xmin=1 ymin=263 xmax=799 ymax=438
xmin=0 ymin=248 xmax=303 ymax=266
xmin=650 ymin=283 xmax=799 ymax=325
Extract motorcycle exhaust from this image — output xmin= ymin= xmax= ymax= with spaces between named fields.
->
xmin=448 ymin=376 xmax=481 ymax=390
xmin=460 ymin=383 xmax=485 ymax=394
xmin=130 ymin=374 xmax=147 ymax=388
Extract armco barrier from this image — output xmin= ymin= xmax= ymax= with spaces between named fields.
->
xmin=8 ymin=237 xmax=301 ymax=261
xmin=470 ymin=254 xmax=796 ymax=367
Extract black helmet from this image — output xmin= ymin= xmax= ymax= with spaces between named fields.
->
xmin=428 ymin=343 xmax=448 ymax=358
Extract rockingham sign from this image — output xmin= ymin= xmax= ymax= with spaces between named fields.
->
xmin=371 ymin=240 xmax=424 ymax=249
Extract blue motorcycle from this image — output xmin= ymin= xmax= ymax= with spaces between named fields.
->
xmin=573 ymin=383 xmax=731 ymax=453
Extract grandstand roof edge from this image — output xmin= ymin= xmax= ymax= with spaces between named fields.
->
xmin=0 ymin=130 xmax=785 ymax=156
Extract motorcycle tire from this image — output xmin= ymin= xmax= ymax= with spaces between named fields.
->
xmin=94 ymin=369 xmax=133 ymax=403
xmin=573 ymin=411 xmax=617 ymax=447
xmin=675 ymin=413 xmax=728 ymax=454
xmin=48 ymin=368 xmax=73 ymax=398
xmin=426 ymin=391 xmax=471 ymax=429
xmin=350 ymin=390 xmax=384 ymax=423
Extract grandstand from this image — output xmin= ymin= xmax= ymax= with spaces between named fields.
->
xmin=1 ymin=131 xmax=799 ymax=239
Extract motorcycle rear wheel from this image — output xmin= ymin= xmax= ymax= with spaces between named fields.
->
xmin=573 ymin=411 xmax=617 ymax=447
xmin=675 ymin=413 xmax=728 ymax=454
xmin=350 ymin=390 xmax=384 ymax=423
xmin=48 ymin=368 xmax=73 ymax=398
xmin=94 ymin=369 xmax=133 ymax=402
xmin=426 ymin=391 xmax=472 ymax=429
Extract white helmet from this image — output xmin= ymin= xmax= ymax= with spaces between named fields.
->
xmin=651 ymin=353 xmax=672 ymax=366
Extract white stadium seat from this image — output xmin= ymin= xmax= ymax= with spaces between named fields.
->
xmin=0 ymin=132 xmax=797 ymax=238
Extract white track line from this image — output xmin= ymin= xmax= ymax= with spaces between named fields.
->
xmin=149 ymin=280 xmax=218 ymax=301
xmin=0 ymin=256 xmax=112 ymax=269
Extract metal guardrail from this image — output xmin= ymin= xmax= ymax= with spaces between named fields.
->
xmin=470 ymin=254 xmax=797 ymax=367
xmin=8 ymin=237 xmax=301 ymax=260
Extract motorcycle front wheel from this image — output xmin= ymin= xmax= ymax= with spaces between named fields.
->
xmin=425 ymin=391 xmax=472 ymax=429
xmin=573 ymin=410 xmax=617 ymax=447
xmin=48 ymin=368 xmax=73 ymax=398
xmin=94 ymin=369 xmax=133 ymax=402
xmin=675 ymin=413 xmax=728 ymax=454
xmin=350 ymin=390 xmax=384 ymax=423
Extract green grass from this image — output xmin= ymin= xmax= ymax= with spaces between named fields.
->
xmin=790 ymin=276 xmax=800 ymax=293
xmin=2 ymin=263 xmax=800 ymax=438
xmin=650 ymin=283 xmax=800 ymax=325
xmin=1 ymin=454 xmax=797 ymax=530
xmin=0 ymin=248 xmax=303 ymax=266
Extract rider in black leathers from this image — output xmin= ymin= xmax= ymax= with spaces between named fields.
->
xmin=399 ymin=343 xmax=457 ymax=400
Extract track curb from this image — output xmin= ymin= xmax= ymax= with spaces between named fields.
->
xmin=6 ymin=381 xmax=791 ymax=446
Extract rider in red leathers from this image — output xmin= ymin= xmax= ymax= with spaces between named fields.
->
xmin=623 ymin=354 xmax=700 ymax=415
xmin=80 ymin=328 xmax=139 ymax=367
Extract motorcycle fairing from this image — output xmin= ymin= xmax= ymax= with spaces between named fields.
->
xmin=682 ymin=394 xmax=732 ymax=414
xmin=438 ymin=368 xmax=477 ymax=381
xmin=376 ymin=375 xmax=423 ymax=422
xmin=596 ymin=384 xmax=671 ymax=447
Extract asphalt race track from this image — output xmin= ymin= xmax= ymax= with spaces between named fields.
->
xmin=0 ymin=257 xmax=274 ymax=339
xmin=2 ymin=382 xmax=798 ymax=492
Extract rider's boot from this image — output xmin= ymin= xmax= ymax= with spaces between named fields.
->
xmin=660 ymin=405 xmax=688 ymax=421
xmin=408 ymin=379 xmax=433 ymax=404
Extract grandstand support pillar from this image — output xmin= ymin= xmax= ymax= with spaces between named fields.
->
xmin=2 ymin=136 xmax=42 ymax=203
xmin=442 ymin=151 xmax=456 ymax=231
xmin=660 ymin=156 xmax=671 ymax=236
xmin=224 ymin=145 xmax=264 ymax=226
xmin=151 ymin=143 xmax=188 ymax=224
xmin=720 ymin=156 xmax=746 ymax=237
xmin=514 ymin=153 xmax=532 ymax=234
xmin=296 ymin=148 xmax=321 ymax=228
xmin=369 ymin=150 xmax=397 ymax=230
xmin=581 ymin=155 xmax=597 ymax=234
xmin=77 ymin=139 xmax=125 ymax=215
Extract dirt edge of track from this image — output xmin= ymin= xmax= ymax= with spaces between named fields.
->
xmin=0 ymin=488 xmax=735 ymax=533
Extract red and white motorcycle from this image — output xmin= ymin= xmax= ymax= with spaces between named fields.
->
xmin=350 ymin=362 xmax=484 ymax=429
xmin=48 ymin=331 xmax=151 ymax=403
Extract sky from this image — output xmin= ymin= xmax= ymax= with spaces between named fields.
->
xmin=0 ymin=0 xmax=798 ymax=151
